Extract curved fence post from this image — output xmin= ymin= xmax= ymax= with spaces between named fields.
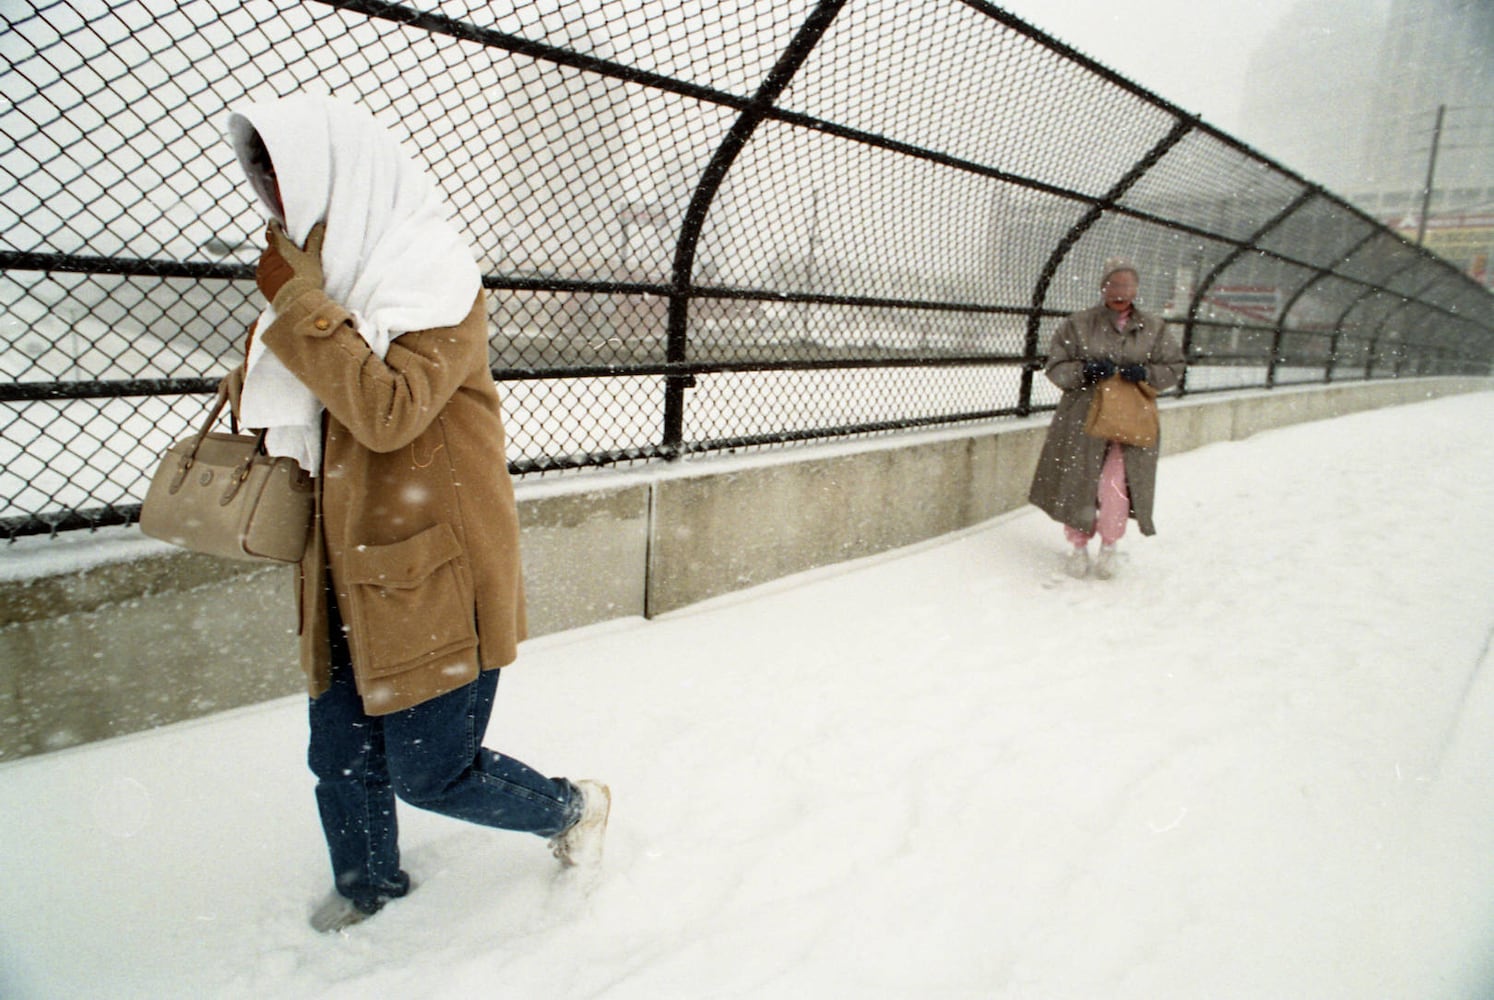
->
xmin=661 ymin=0 xmax=848 ymax=457
xmin=1366 ymin=271 xmax=1469 ymax=379
xmin=1361 ymin=295 xmax=1422 ymax=380
xmin=1266 ymin=226 xmax=1383 ymax=388
xmin=1325 ymin=287 xmax=1395 ymax=383
xmin=1179 ymin=187 xmax=1317 ymax=394
xmin=1018 ymin=117 xmax=1197 ymax=415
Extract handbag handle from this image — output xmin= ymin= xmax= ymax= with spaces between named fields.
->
xmin=168 ymin=383 xmax=268 ymax=493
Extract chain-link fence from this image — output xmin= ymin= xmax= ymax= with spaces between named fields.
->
xmin=4 ymin=0 xmax=1493 ymax=541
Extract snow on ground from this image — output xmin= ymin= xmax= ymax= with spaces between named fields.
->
xmin=2 ymin=392 xmax=1492 ymax=999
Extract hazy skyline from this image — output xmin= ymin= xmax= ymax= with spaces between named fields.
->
xmin=998 ymin=1 xmax=1489 ymax=225
xmin=994 ymin=0 xmax=1317 ymax=136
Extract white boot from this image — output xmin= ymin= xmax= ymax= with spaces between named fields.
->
xmin=1093 ymin=543 xmax=1117 ymax=580
xmin=549 ymin=779 xmax=611 ymax=868
xmin=1063 ymin=544 xmax=1090 ymax=579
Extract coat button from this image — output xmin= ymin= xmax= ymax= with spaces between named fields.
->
xmin=314 ymin=317 xmax=331 ymax=331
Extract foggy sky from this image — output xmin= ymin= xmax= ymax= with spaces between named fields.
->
xmin=995 ymin=0 xmax=1493 ymax=205
xmin=994 ymin=0 xmax=1311 ymax=132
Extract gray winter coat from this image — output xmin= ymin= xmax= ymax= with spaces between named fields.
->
xmin=1027 ymin=303 xmax=1186 ymax=535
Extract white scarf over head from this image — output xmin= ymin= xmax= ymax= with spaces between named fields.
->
xmin=227 ymin=95 xmax=482 ymax=474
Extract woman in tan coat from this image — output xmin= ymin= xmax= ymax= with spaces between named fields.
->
xmin=227 ymin=94 xmax=608 ymax=932
xmin=1028 ymin=258 xmax=1185 ymax=579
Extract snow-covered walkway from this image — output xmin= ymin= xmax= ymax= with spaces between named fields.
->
xmin=3 ymin=391 xmax=1492 ymax=999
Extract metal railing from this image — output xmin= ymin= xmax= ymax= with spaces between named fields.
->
xmin=4 ymin=0 xmax=1492 ymax=540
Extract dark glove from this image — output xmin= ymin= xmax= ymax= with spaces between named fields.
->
xmin=1119 ymin=364 xmax=1148 ymax=383
xmin=1082 ymin=359 xmax=1117 ymax=384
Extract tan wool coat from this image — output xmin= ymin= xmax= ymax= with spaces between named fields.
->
xmin=258 ymin=286 xmax=527 ymax=715
xmin=1027 ymin=303 xmax=1186 ymax=536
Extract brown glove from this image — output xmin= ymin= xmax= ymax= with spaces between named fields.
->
xmin=255 ymin=232 xmax=294 ymax=302
xmin=261 ymin=221 xmax=327 ymax=309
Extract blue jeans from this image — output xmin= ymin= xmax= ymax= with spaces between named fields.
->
xmin=307 ymin=592 xmax=579 ymax=908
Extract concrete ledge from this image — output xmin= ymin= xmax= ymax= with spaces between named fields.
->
xmin=0 ymin=484 xmax=653 ymax=761
xmin=2 ymin=376 xmax=1488 ymax=759
xmin=516 ymin=481 xmax=651 ymax=634
xmin=645 ymin=426 xmax=1047 ymax=615
xmin=1163 ymin=376 xmax=1492 ymax=446
xmin=0 ymin=564 xmax=299 ymax=756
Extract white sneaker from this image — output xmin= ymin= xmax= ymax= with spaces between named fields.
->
xmin=308 ymin=873 xmax=410 ymax=932
xmin=549 ymin=780 xmax=611 ymax=868
xmin=1093 ymin=544 xmax=1117 ymax=580
xmin=309 ymin=893 xmax=379 ymax=933
xmin=1063 ymin=545 xmax=1090 ymax=579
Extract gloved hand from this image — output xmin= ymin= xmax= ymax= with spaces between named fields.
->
xmin=255 ymin=233 xmax=293 ymax=302
xmin=260 ymin=221 xmax=326 ymax=309
xmin=1119 ymin=363 xmax=1148 ymax=383
xmin=1082 ymin=359 xmax=1117 ymax=384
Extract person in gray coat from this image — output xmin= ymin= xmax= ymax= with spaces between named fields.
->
xmin=1028 ymin=257 xmax=1186 ymax=579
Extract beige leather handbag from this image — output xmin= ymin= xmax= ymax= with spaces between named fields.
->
xmin=140 ymin=382 xmax=313 ymax=563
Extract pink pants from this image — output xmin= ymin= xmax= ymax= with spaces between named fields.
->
xmin=1064 ymin=442 xmax=1129 ymax=547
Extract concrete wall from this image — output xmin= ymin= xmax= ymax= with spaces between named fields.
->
xmin=2 ymin=376 xmax=1488 ymax=760
xmin=645 ymin=423 xmax=1047 ymax=615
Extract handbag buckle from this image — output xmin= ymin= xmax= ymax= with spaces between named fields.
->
xmin=219 ymin=456 xmax=254 ymax=506
xmin=168 ymin=454 xmax=194 ymax=494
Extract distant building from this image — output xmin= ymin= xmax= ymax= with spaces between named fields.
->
xmin=1236 ymin=0 xmax=1384 ymax=192
xmin=1358 ymin=0 xmax=1493 ymax=200
xmin=1239 ymin=0 xmax=1493 ymax=287
xmin=1355 ymin=0 xmax=1494 ymax=285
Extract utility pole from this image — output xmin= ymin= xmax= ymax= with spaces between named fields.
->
xmin=803 ymin=187 xmax=820 ymax=338
xmin=1414 ymin=104 xmax=1446 ymax=247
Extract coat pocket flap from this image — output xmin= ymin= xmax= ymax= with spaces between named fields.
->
xmin=343 ymin=524 xmax=462 ymax=588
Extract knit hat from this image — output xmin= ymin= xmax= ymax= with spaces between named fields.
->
xmin=1100 ymin=256 xmax=1139 ymax=287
